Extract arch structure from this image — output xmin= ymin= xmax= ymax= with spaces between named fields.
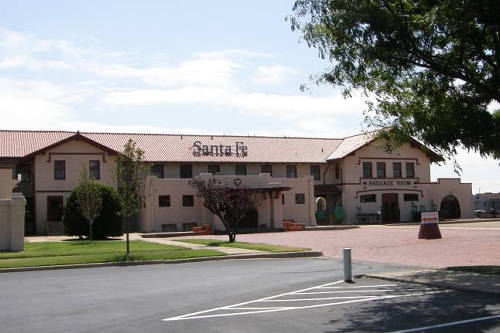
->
xmin=440 ymin=195 xmax=461 ymax=219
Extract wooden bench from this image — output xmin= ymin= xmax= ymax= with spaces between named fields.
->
xmin=192 ymin=224 xmax=213 ymax=235
xmin=283 ymin=220 xmax=306 ymax=231
xmin=182 ymin=223 xmax=198 ymax=231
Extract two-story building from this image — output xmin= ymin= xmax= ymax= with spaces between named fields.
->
xmin=0 ymin=129 xmax=473 ymax=235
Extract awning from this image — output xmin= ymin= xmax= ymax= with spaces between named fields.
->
xmin=314 ymin=184 xmax=341 ymax=196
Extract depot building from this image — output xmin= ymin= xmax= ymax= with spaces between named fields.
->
xmin=0 ymin=130 xmax=473 ymax=235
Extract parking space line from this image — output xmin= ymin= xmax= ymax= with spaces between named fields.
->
xmin=294 ymin=289 xmax=395 ymax=294
xmin=320 ymin=284 xmax=397 ymax=289
xmin=163 ymin=280 xmax=344 ymax=321
xmin=388 ymin=314 xmax=500 ymax=332
xmin=162 ymin=280 xmax=450 ymax=322
xmin=262 ymin=296 xmax=378 ymax=302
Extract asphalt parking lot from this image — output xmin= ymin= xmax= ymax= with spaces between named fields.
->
xmin=1 ymin=258 xmax=499 ymax=332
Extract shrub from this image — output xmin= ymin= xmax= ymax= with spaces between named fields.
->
xmin=63 ymin=184 xmax=123 ymax=239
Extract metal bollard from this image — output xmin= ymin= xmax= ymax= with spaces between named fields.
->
xmin=343 ymin=248 xmax=352 ymax=282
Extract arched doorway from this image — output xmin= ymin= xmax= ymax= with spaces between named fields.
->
xmin=315 ymin=197 xmax=327 ymax=224
xmin=440 ymin=195 xmax=461 ymax=219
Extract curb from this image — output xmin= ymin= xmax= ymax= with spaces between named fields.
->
xmin=0 ymin=250 xmax=322 ymax=274
xmin=358 ymin=273 xmax=500 ymax=296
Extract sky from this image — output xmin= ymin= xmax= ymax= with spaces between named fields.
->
xmin=0 ymin=0 xmax=498 ymax=193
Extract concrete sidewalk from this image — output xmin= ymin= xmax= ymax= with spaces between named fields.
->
xmin=362 ymin=269 xmax=500 ymax=296
xmin=135 ymin=234 xmax=266 ymax=255
xmin=25 ymin=233 xmax=267 ymax=255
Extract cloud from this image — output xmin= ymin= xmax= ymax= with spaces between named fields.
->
xmin=251 ymin=65 xmax=298 ymax=85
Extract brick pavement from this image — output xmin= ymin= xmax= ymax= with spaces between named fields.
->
xmin=184 ymin=223 xmax=500 ymax=268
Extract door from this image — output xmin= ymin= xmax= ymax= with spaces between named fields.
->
xmin=47 ymin=196 xmax=63 ymax=221
xmin=239 ymin=208 xmax=258 ymax=229
xmin=382 ymin=193 xmax=400 ymax=222
xmin=440 ymin=195 xmax=461 ymax=219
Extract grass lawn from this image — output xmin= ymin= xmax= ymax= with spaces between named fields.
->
xmin=0 ymin=241 xmax=225 ymax=269
xmin=446 ymin=266 xmax=500 ymax=275
xmin=176 ymin=239 xmax=309 ymax=253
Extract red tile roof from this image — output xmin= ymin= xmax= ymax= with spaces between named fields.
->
xmin=0 ymin=130 xmax=344 ymax=163
xmin=0 ymin=129 xmax=440 ymax=163
xmin=0 ymin=130 xmax=74 ymax=158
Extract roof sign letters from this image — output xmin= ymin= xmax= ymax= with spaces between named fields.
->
xmin=192 ymin=141 xmax=248 ymax=157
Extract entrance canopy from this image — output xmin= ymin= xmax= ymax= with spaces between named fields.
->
xmin=314 ymin=184 xmax=341 ymax=196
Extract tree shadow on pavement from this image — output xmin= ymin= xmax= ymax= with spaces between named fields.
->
xmin=322 ymin=286 xmax=500 ymax=332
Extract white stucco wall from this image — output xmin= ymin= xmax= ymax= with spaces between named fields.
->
xmin=34 ymin=139 xmax=115 ymax=234
xmin=139 ymin=174 xmax=315 ymax=233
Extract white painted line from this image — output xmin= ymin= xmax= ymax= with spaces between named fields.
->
xmin=162 ymin=277 xmax=450 ymax=322
xmin=320 ymin=284 xmax=397 ymax=289
xmin=164 ymin=291 xmax=449 ymax=321
xmin=162 ymin=279 xmax=344 ymax=321
xmin=294 ymin=289 xmax=396 ymax=294
xmin=228 ymin=307 xmax=296 ymax=311
xmin=389 ymin=314 xmax=500 ymax=333
xmin=261 ymin=296 xmax=379 ymax=302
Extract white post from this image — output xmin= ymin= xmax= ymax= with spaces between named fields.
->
xmin=343 ymin=248 xmax=352 ymax=282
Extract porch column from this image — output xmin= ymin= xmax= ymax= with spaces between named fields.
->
xmin=269 ymin=191 xmax=275 ymax=230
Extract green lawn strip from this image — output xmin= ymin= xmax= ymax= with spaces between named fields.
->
xmin=0 ymin=249 xmax=225 ymax=269
xmin=176 ymin=239 xmax=309 ymax=253
xmin=0 ymin=241 xmax=184 ymax=259
xmin=446 ymin=266 xmax=500 ymax=275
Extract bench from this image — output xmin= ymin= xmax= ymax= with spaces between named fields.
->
xmin=192 ymin=224 xmax=213 ymax=235
xmin=182 ymin=223 xmax=198 ymax=231
xmin=283 ymin=220 xmax=306 ymax=231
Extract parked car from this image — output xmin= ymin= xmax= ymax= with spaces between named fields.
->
xmin=475 ymin=209 xmax=498 ymax=218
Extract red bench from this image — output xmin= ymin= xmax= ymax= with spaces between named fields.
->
xmin=283 ymin=220 xmax=306 ymax=231
xmin=192 ymin=224 xmax=213 ymax=235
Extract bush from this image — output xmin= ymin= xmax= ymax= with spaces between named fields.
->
xmin=63 ymin=184 xmax=123 ymax=239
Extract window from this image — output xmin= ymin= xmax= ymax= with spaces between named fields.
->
xmin=158 ymin=195 xmax=170 ymax=207
xmin=281 ymin=193 xmax=285 ymax=205
xmin=310 ymin=165 xmax=320 ymax=180
xmin=182 ymin=195 xmax=194 ymax=207
xmin=151 ymin=163 xmax=164 ymax=178
xmin=180 ymin=164 xmax=192 ymax=178
xmin=235 ymin=164 xmax=247 ymax=175
xmin=404 ymin=193 xmax=419 ymax=202
xmin=376 ymin=162 xmax=386 ymax=178
xmin=47 ymin=196 xmax=63 ymax=221
xmin=16 ymin=165 xmax=31 ymax=182
xmin=360 ymin=194 xmax=376 ymax=203
xmin=335 ymin=163 xmax=340 ymax=179
xmin=260 ymin=164 xmax=272 ymax=176
xmin=54 ymin=160 xmax=65 ymax=180
xmin=208 ymin=164 xmax=220 ymax=175
xmin=286 ymin=165 xmax=297 ymax=178
xmin=393 ymin=162 xmax=402 ymax=178
xmin=362 ymin=162 xmax=372 ymax=178
xmin=89 ymin=160 xmax=100 ymax=180
xmin=406 ymin=162 xmax=415 ymax=178
xmin=295 ymin=193 xmax=305 ymax=204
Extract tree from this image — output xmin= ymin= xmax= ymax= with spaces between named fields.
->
xmin=190 ymin=177 xmax=258 ymax=242
xmin=64 ymin=183 xmax=122 ymax=239
xmin=116 ymin=139 xmax=149 ymax=255
xmin=289 ymin=0 xmax=500 ymax=159
xmin=75 ymin=166 xmax=102 ymax=242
